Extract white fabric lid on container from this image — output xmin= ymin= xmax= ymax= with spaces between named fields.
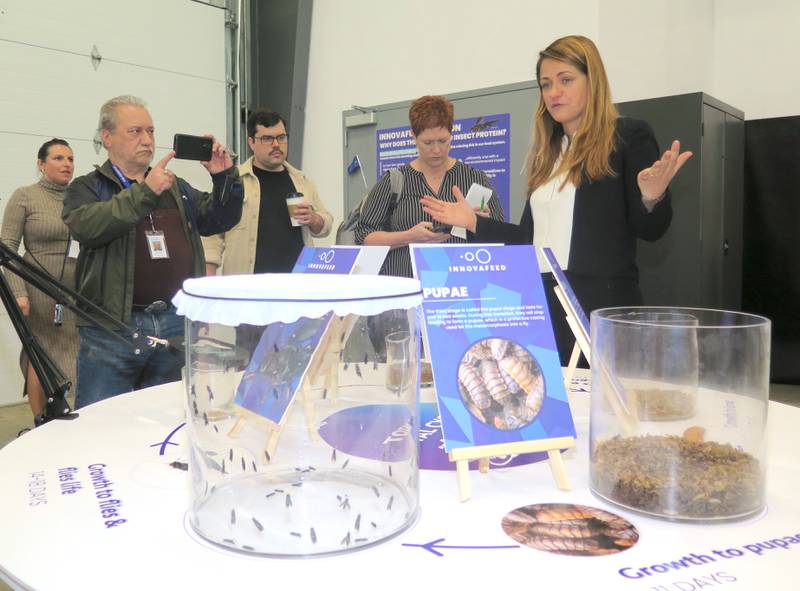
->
xmin=173 ymin=273 xmax=422 ymax=326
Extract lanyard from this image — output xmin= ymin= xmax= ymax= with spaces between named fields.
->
xmin=110 ymin=163 xmax=132 ymax=189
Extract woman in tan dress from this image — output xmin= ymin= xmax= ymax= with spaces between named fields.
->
xmin=1 ymin=138 xmax=79 ymax=426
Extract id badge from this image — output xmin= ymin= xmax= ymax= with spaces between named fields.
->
xmin=67 ymin=239 xmax=80 ymax=259
xmin=145 ymin=231 xmax=170 ymax=259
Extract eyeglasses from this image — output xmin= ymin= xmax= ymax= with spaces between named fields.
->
xmin=254 ymin=133 xmax=289 ymax=145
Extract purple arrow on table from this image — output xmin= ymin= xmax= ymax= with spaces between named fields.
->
xmin=402 ymin=538 xmax=520 ymax=557
xmin=149 ymin=422 xmax=186 ymax=456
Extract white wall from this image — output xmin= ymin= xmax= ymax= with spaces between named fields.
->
xmin=302 ymin=0 xmax=799 ymax=239
xmin=599 ymin=0 xmax=714 ymax=104
xmin=712 ymin=0 xmax=800 ymax=120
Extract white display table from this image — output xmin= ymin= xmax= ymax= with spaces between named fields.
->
xmin=1 ymin=376 xmax=798 ymax=591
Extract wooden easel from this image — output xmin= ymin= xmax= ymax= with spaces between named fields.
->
xmin=297 ymin=314 xmax=359 ymax=437
xmin=552 ymin=285 xmax=590 ymax=390
xmin=550 ymin=285 xmax=637 ymax=437
xmin=449 ymin=437 xmax=575 ymax=502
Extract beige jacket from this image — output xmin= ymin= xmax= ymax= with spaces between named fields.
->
xmin=202 ymin=157 xmax=332 ymax=275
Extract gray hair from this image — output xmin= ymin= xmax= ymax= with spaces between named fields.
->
xmin=97 ymin=95 xmax=148 ymax=133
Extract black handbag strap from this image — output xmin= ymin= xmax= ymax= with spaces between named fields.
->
xmin=383 ymin=167 xmax=404 ymax=230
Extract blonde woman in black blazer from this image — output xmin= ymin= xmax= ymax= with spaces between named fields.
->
xmin=421 ymin=36 xmax=692 ymax=362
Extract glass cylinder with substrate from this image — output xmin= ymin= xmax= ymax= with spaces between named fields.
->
xmin=174 ymin=274 xmax=422 ymax=556
xmin=589 ymin=307 xmax=770 ymax=522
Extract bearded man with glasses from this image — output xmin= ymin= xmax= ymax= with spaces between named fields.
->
xmin=203 ymin=110 xmax=332 ymax=276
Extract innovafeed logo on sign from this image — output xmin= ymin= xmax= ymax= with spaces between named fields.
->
xmin=448 ymin=248 xmax=507 ymax=273
xmin=308 ymin=249 xmax=336 ymax=271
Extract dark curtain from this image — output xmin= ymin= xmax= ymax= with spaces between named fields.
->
xmin=743 ymin=116 xmax=800 ymax=384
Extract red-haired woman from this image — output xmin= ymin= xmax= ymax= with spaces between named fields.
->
xmin=355 ymin=95 xmax=504 ymax=278
xmin=421 ymin=36 xmax=692 ymax=362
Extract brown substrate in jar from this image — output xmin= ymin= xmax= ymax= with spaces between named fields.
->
xmin=591 ymin=435 xmax=762 ymax=518
xmin=634 ymin=388 xmax=695 ymax=420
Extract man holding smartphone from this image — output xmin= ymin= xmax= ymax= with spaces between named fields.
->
xmin=62 ymin=95 xmax=243 ymax=408
xmin=203 ymin=109 xmax=332 ymax=276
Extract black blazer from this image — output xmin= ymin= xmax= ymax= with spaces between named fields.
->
xmin=474 ymin=117 xmax=671 ymax=281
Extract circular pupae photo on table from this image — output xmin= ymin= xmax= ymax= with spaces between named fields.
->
xmin=456 ymin=338 xmax=544 ymax=430
xmin=501 ymin=503 xmax=639 ymax=556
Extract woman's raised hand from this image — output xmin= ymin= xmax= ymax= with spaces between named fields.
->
xmin=638 ymin=140 xmax=693 ymax=203
xmin=420 ymin=186 xmax=478 ymax=233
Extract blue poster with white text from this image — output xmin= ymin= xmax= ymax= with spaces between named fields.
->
xmin=376 ymin=113 xmax=511 ymax=219
xmin=412 ymin=244 xmax=576 ymax=452
xmin=292 ymin=246 xmax=360 ymax=274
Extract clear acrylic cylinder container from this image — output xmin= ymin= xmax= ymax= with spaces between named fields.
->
xmin=174 ymin=274 xmax=422 ymax=556
xmin=589 ymin=307 xmax=770 ymax=522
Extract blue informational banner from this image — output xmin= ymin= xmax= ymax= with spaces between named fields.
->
xmin=376 ymin=113 xmax=511 ymax=219
xmin=411 ymin=244 xmax=576 ymax=452
xmin=238 ymin=245 xmax=390 ymax=425
xmin=292 ymin=246 xmax=360 ymax=275
xmin=238 ymin=247 xmax=365 ymax=425
xmin=234 ymin=314 xmax=332 ymax=426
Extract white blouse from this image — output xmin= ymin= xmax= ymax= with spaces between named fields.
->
xmin=530 ymin=137 xmax=576 ymax=272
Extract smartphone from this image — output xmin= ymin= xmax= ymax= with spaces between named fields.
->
xmin=173 ymin=134 xmax=213 ymax=161
xmin=432 ymin=224 xmax=453 ymax=233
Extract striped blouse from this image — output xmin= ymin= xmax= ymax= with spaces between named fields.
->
xmin=353 ymin=161 xmax=504 ymax=277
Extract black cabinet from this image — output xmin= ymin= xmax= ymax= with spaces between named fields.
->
xmin=617 ymin=93 xmax=744 ymax=310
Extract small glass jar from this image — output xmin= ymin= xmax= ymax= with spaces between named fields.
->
xmin=589 ymin=307 xmax=770 ymax=522
xmin=174 ymin=274 xmax=422 ymax=556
